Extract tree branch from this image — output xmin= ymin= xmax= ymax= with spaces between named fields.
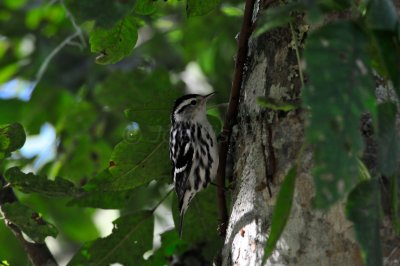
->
xmin=0 ymin=175 xmax=57 ymax=266
xmin=216 ymin=0 xmax=256 ymax=237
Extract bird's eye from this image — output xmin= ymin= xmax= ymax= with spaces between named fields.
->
xmin=190 ymin=100 xmax=197 ymax=105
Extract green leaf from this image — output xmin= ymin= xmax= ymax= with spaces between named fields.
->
xmin=303 ymin=21 xmax=376 ymax=208
xmin=391 ymin=174 xmax=400 ymax=233
xmin=134 ymin=0 xmax=158 ymax=15
xmin=90 ymin=15 xmax=138 ymax=65
xmin=377 ymin=103 xmax=400 ymax=234
xmin=369 ymin=31 xmax=400 ymax=96
xmin=95 ymin=70 xmax=179 ymax=123
xmin=263 ymin=167 xmax=296 ymax=262
xmin=68 ymin=188 xmax=134 ymax=209
xmin=94 ymin=135 xmax=169 ymax=191
xmin=365 ymin=0 xmax=398 ymax=31
xmin=220 ymin=5 xmax=243 ymax=17
xmin=1 ymin=202 xmax=58 ymax=243
xmin=4 ymin=167 xmax=79 ymax=197
xmin=186 ymin=0 xmax=220 ymax=17
xmin=0 ymin=62 xmax=19 ymax=84
xmin=4 ymin=0 xmax=27 ymax=10
xmin=68 ymin=211 xmax=153 ymax=265
xmin=377 ymin=102 xmax=399 ymax=176
xmin=0 ymin=123 xmax=25 ymax=159
xmin=172 ymin=187 xmax=222 ymax=259
xmin=65 ymin=0 xmax=136 ymax=27
xmin=148 ymin=230 xmax=184 ymax=264
xmin=256 ymin=97 xmax=299 ymax=112
xmin=346 ymin=180 xmax=382 ymax=266
xmin=69 ymin=181 xmax=167 ymax=211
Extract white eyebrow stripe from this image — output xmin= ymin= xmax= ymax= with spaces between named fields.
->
xmin=175 ymin=99 xmax=195 ymax=114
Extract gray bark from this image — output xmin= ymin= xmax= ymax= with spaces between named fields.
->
xmin=221 ymin=2 xmax=400 ymax=266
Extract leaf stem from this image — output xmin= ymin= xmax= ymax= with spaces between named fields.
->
xmin=289 ymin=21 xmax=304 ymax=87
xmin=0 ymin=175 xmax=57 ymax=266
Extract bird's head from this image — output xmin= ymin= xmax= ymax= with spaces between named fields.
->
xmin=171 ymin=93 xmax=215 ymax=123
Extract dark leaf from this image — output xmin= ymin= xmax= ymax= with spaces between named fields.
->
xmin=65 ymin=0 xmax=136 ymax=27
xmin=0 ymin=123 xmax=25 ymax=160
xmin=365 ymin=0 xmax=398 ymax=31
xmin=172 ymin=187 xmax=222 ymax=260
xmin=1 ymin=202 xmax=58 ymax=243
xmin=4 ymin=167 xmax=79 ymax=197
xmin=391 ymin=174 xmax=400 ymax=233
xmin=346 ymin=180 xmax=382 ymax=266
xmin=95 ymin=70 xmax=179 ymax=125
xmin=68 ymin=211 xmax=153 ymax=265
xmin=303 ymin=21 xmax=375 ymax=208
xmin=377 ymin=102 xmax=399 ymax=176
xmin=369 ymin=31 xmax=400 ymax=96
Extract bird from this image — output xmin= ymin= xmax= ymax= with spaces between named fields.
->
xmin=169 ymin=93 xmax=219 ymax=237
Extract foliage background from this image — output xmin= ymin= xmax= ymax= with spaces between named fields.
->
xmin=1 ymin=0 xmax=400 ymax=265
xmin=0 ymin=0 xmax=242 ymax=264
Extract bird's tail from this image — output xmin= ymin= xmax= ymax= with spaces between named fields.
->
xmin=179 ymin=213 xmax=184 ymax=238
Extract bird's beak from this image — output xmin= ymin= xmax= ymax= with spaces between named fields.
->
xmin=203 ymin=92 xmax=215 ymax=102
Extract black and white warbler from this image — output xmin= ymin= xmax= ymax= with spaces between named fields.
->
xmin=169 ymin=93 xmax=219 ymax=237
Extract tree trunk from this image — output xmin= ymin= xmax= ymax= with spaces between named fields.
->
xmin=221 ymin=2 xmax=399 ymax=265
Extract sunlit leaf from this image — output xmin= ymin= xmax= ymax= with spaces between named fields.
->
xmin=4 ymin=167 xmax=79 ymax=197
xmin=256 ymin=97 xmax=299 ymax=112
xmin=346 ymin=180 xmax=382 ymax=266
xmin=263 ymin=167 xmax=296 ymax=261
xmin=1 ymin=202 xmax=58 ymax=243
xmin=220 ymin=5 xmax=243 ymax=17
xmin=4 ymin=0 xmax=27 ymax=10
xmin=303 ymin=21 xmax=376 ymax=208
xmin=68 ymin=211 xmax=153 ymax=265
xmin=90 ymin=15 xmax=138 ymax=65
xmin=134 ymin=0 xmax=158 ymax=15
xmin=0 ymin=62 xmax=18 ymax=84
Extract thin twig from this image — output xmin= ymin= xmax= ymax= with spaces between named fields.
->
xmin=60 ymin=0 xmax=87 ymax=49
xmin=216 ymin=0 xmax=257 ymax=238
xmin=32 ymin=31 xmax=80 ymax=89
xmin=0 ymin=175 xmax=57 ymax=266
xmin=31 ymin=0 xmax=86 ymax=90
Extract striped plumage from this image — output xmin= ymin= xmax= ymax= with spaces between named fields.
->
xmin=169 ymin=93 xmax=219 ymax=237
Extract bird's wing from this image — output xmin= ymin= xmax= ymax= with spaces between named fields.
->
xmin=170 ymin=127 xmax=194 ymax=210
